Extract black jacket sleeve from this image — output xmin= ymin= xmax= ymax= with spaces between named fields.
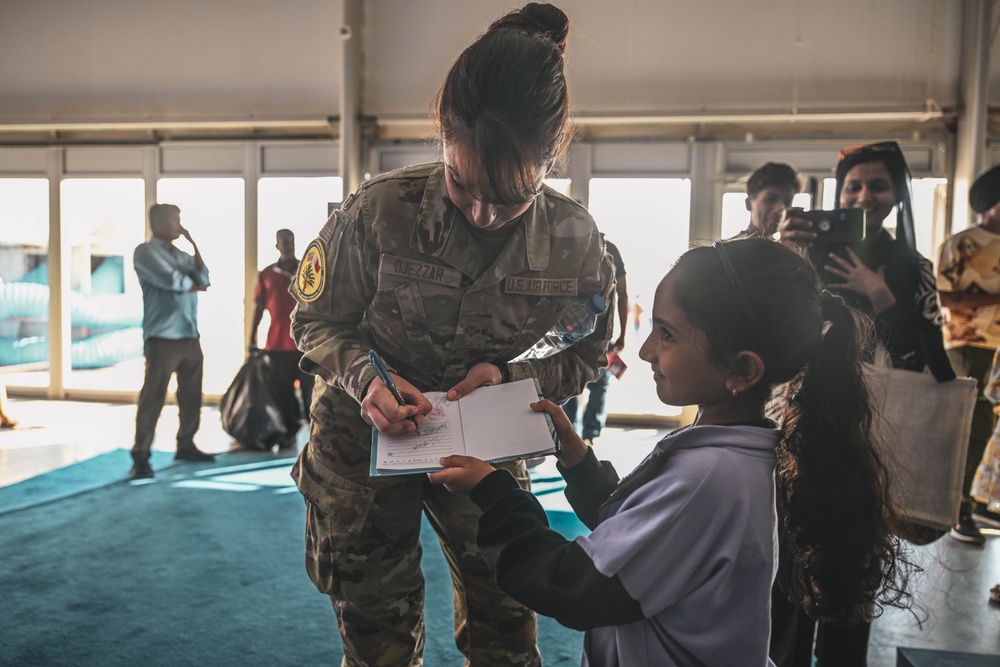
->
xmin=557 ymin=448 xmax=621 ymax=529
xmin=470 ymin=470 xmax=644 ymax=631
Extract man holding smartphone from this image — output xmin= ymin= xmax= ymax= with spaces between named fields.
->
xmin=735 ymin=162 xmax=803 ymax=239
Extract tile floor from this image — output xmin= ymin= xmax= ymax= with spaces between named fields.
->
xmin=1 ymin=398 xmax=998 ymax=665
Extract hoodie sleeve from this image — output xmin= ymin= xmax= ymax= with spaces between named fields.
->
xmin=470 ymin=469 xmax=644 ymax=630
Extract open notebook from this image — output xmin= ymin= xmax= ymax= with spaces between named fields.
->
xmin=370 ymin=378 xmax=558 ymax=476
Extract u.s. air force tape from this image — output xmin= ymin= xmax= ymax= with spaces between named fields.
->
xmin=503 ymin=277 xmax=578 ymax=295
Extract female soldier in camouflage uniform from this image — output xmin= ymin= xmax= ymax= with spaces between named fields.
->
xmin=289 ymin=4 xmax=616 ymax=665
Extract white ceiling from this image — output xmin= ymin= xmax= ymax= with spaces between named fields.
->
xmin=0 ymin=0 xmax=994 ymax=137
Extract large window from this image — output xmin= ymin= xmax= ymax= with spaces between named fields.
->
xmin=255 ymin=177 xmax=342 ymax=344
xmin=257 ymin=177 xmax=343 ymax=269
xmin=588 ymin=178 xmax=691 ymax=419
xmin=61 ymin=179 xmax=146 ymax=392
xmin=157 ymin=178 xmax=245 ymax=396
xmin=0 ymin=179 xmax=50 ymax=388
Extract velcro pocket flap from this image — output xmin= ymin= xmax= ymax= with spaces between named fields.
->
xmin=293 ymin=452 xmax=375 ymax=535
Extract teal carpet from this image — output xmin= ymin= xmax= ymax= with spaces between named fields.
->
xmin=0 ymin=451 xmax=586 ymax=666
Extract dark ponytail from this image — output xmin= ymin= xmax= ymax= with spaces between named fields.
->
xmin=777 ymin=292 xmax=910 ymax=623
xmin=434 ymin=3 xmax=573 ymax=206
xmin=670 ymin=239 xmax=912 ymax=624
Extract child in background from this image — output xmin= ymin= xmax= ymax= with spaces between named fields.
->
xmin=429 ymin=238 xmax=912 ymax=666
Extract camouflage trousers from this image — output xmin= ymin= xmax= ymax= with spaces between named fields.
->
xmin=296 ymin=415 xmax=541 ymax=667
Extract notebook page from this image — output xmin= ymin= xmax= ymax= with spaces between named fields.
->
xmin=460 ymin=379 xmax=554 ymax=461
xmin=374 ymin=392 xmax=466 ymax=471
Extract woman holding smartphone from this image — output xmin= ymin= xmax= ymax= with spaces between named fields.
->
xmin=775 ymin=141 xmax=952 ymax=666
xmin=780 ymin=141 xmax=952 ymax=379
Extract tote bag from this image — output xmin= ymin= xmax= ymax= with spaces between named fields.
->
xmin=865 ymin=363 xmax=977 ymax=531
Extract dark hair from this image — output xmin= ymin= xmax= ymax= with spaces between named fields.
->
xmin=433 ymin=3 xmax=572 ymax=206
xmin=835 ymin=141 xmax=916 ymax=250
xmin=668 ymin=238 xmax=911 ymax=624
xmin=746 ymin=162 xmax=802 ymax=198
xmin=149 ymin=203 xmax=180 ymax=228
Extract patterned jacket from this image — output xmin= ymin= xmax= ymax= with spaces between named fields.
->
xmin=290 ymin=162 xmax=616 ymax=478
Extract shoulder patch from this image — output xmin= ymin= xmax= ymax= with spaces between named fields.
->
xmin=296 ymin=240 xmax=326 ymax=302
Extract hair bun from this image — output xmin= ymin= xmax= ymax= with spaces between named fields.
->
xmin=491 ymin=3 xmax=569 ymax=53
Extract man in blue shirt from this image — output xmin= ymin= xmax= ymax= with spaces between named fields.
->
xmin=130 ymin=203 xmax=213 ymax=479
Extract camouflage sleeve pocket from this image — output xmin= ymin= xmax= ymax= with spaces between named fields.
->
xmin=295 ymin=451 xmax=375 ymax=536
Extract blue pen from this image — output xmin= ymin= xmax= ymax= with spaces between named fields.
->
xmin=368 ymin=349 xmax=421 ymax=435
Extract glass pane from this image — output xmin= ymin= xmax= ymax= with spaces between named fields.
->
xmin=257 ymin=177 xmax=342 ymax=270
xmin=588 ymin=178 xmax=691 ymax=419
xmin=157 ymin=178 xmax=245 ymax=396
xmin=720 ymin=192 xmax=748 ymax=239
xmin=62 ymin=179 xmax=147 ymax=392
xmin=0 ymin=179 xmax=50 ymax=388
xmin=822 ymin=177 xmax=837 ymax=210
xmin=912 ymin=178 xmax=947 ymax=260
xmin=256 ymin=176 xmax=342 ymax=344
xmin=544 ymin=178 xmax=571 ymax=197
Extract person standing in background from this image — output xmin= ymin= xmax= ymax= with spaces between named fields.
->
xmin=736 ymin=162 xmax=803 ymax=239
xmin=938 ymin=163 xmax=1000 ymax=544
xmin=631 ymin=296 xmax=644 ymax=336
xmin=250 ymin=229 xmax=313 ymax=450
xmin=130 ymin=203 xmax=213 ymax=480
xmin=562 ymin=237 xmax=628 ymax=445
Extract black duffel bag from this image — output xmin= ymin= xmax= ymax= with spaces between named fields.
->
xmin=220 ymin=349 xmax=286 ymax=451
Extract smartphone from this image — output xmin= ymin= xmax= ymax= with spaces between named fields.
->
xmin=797 ymin=208 xmax=865 ymax=244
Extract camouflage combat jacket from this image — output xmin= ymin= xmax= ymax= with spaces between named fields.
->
xmin=290 ymin=162 xmax=616 ymax=460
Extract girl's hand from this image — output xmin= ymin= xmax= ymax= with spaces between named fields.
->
xmin=446 ymin=362 xmax=503 ymax=401
xmin=360 ymin=374 xmax=431 ymax=435
xmin=824 ymin=248 xmax=896 ymax=313
xmin=531 ymin=399 xmax=590 ymax=468
xmin=427 ymin=455 xmax=496 ymax=495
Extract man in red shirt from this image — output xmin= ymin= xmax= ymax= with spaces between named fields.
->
xmin=250 ymin=229 xmax=313 ymax=449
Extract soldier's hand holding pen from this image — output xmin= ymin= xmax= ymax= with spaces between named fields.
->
xmin=361 ymin=372 xmax=431 ymax=436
